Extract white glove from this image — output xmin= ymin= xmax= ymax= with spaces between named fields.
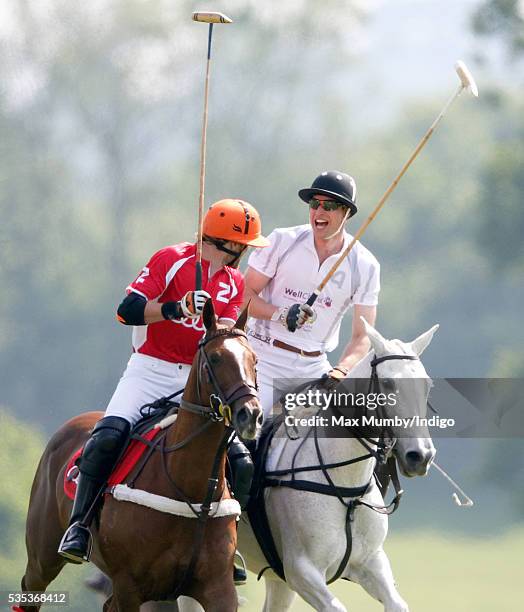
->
xmin=271 ymin=306 xmax=289 ymax=327
xmin=271 ymin=304 xmax=317 ymax=332
xmin=180 ymin=290 xmax=211 ymax=318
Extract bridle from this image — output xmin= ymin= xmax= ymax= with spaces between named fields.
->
xmin=364 ymin=353 xmax=420 ymax=462
xmin=179 ymin=327 xmax=259 ymax=426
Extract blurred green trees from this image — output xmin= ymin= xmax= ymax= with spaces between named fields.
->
xmin=0 ymin=409 xmax=99 ymax=608
xmin=0 ymin=0 xmax=522 ymax=509
xmin=0 ymin=409 xmax=45 ymax=580
xmin=472 ymin=0 xmax=524 ymax=57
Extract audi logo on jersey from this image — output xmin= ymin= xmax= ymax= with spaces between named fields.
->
xmin=169 ymin=316 xmax=206 ymax=332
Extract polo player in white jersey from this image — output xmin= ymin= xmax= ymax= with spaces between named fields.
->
xmin=244 ymin=170 xmax=380 ymax=418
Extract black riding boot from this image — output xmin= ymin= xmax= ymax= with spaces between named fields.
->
xmin=228 ymin=436 xmax=254 ymax=585
xmin=228 ymin=436 xmax=254 ymax=510
xmin=58 ymin=416 xmax=130 ymax=564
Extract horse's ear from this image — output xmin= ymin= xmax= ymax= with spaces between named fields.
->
xmin=410 ymin=324 xmax=439 ymax=356
xmin=202 ymin=298 xmax=217 ymax=332
xmin=360 ymin=316 xmax=387 ymax=355
xmin=234 ymin=301 xmax=250 ymax=331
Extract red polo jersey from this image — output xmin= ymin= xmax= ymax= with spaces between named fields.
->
xmin=126 ymin=243 xmax=244 ymax=364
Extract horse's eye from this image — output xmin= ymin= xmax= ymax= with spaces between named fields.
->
xmin=209 ymin=352 xmax=221 ymax=365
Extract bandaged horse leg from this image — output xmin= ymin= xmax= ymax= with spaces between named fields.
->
xmin=348 ymin=548 xmax=409 ymax=612
xmin=178 ymin=597 xmax=203 ymax=612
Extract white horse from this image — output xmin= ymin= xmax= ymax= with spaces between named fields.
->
xmin=175 ymin=320 xmax=439 ymax=612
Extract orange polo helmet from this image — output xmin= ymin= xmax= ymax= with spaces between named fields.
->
xmin=203 ymin=199 xmax=270 ymax=247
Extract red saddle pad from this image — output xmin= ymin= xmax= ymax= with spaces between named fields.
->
xmin=63 ymin=428 xmax=161 ymax=500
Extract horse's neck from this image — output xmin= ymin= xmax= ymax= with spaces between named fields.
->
xmin=166 ymin=370 xmax=227 ymax=503
xmin=276 ymin=351 xmax=376 ymax=488
xmin=327 ymin=350 xmax=375 ymax=485
xmin=313 ymin=432 xmax=376 ymax=489
xmin=346 ymin=350 xmax=373 ymax=379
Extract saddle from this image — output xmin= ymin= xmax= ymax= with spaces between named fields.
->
xmin=64 ymin=400 xmax=178 ymax=501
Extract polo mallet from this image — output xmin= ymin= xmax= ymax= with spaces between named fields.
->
xmin=431 ymin=460 xmax=474 ymax=507
xmin=305 ymin=60 xmax=478 ymax=308
xmin=193 ymin=11 xmax=233 ymax=290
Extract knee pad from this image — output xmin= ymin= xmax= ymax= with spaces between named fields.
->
xmin=80 ymin=416 xmax=130 ymax=480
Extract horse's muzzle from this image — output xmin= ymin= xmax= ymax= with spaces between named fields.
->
xmin=233 ymin=399 xmax=263 ymax=440
xmin=398 ymin=444 xmax=435 ymax=477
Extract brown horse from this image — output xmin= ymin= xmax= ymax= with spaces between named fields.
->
xmin=17 ymin=300 xmax=262 ymax=612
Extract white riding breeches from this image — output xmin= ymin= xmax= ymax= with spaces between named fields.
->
xmin=249 ymin=336 xmax=332 ymax=420
xmin=104 ymin=353 xmax=191 ymax=426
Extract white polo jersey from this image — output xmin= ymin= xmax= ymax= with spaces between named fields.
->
xmin=247 ymin=224 xmax=380 ymax=354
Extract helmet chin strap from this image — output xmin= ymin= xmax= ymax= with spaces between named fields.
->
xmin=322 ymin=206 xmax=351 ymax=241
xmin=203 ymin=236 xmax=246 ymax=266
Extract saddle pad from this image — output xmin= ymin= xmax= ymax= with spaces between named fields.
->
xmin=63 ymin=428 xmax=161 ymax=500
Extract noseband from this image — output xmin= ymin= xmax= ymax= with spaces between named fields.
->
xmin=367 ymin=353 xmax=419 ymax=461
xmin=180 ymin=328 xmax=259 ymax=425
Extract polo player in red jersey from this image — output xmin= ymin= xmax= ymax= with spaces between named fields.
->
xmin=58 ymin=199 xmax=269 ymax=571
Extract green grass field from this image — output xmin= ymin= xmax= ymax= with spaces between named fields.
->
xmin=3 ymin=529 xmax=521 ymax=610
xmin=236 ymin=529 xmax=523 ymax=611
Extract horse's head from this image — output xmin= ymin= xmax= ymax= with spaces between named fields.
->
xmin=195 ymin=299 xmax=262 ymax=440
xmin=361 ymin=318 xmax=438 ymax=477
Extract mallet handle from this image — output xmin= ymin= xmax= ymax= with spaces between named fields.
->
xmin=195 ymin=24 xmax=214 ymax=291
xmin=307 ymin=84 xmax=465 ymax=307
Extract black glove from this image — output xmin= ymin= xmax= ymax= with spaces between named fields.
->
xmin=320 ymin=366 xmax=349 ymax=392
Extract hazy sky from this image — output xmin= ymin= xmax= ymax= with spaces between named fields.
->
xmin=347 ymin=0 xmax=483 ymax=125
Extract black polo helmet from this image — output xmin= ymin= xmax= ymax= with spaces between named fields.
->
xmin=298 ymin=170 xmax=358 ymax=217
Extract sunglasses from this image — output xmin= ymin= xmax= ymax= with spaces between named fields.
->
xmin=309 ymin=198 xmax=346 ymax=212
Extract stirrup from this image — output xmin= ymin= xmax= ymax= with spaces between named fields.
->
xmin=58 ymin=522 xmax=93 ymax=564
xmin=234 ymin=550 xmax=248 ymax=585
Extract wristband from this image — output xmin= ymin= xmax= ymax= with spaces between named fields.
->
xmin=161 ymin=301 xmax=184 ymax=320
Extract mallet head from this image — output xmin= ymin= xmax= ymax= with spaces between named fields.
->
xmin=455 ymin=60 xmax=479 ymax=97
xmin=192 ymin=12 xmax=233 ymax=24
